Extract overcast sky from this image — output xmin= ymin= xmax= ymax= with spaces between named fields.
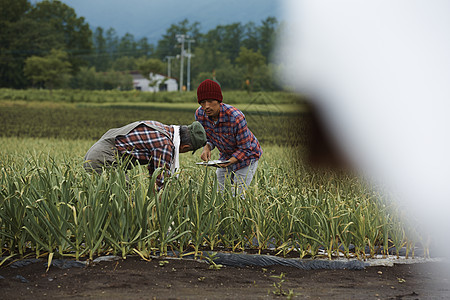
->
xmin=41 ymin=0 xmax=283 ymax=43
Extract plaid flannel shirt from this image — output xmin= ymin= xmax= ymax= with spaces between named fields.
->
xmin=195 ymin=103 xmax=262 ymax=171
xmin=115 ymin=121 xmax=174 ymax=190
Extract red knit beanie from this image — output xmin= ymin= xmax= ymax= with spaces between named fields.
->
xmin=197 ymin=79 xmax=223 ymax=103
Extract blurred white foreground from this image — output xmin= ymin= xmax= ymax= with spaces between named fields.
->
xmin=277 ymin=0 xmax=450 ymax=258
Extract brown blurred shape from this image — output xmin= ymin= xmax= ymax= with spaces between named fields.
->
xmin=304 ymin=102 xmax=353 ymax=172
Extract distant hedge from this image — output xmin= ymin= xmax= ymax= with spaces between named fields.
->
xmin=0 ymin=88 xmax=305 ymax=105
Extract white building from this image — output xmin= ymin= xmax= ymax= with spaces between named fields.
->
xmin=131 ymin=71 xmax=178 ymax=92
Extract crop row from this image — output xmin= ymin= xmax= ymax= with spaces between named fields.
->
xmin=0 ymin=103 xmax=309 ymax=145
xmin=0 ymin=139 xmax=427 ymax=265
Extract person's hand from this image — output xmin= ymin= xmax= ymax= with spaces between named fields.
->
xmin=219 ymin=157 xmax=238 ymax=168
xmin=201 ymin=144 xmax=211 ymax=161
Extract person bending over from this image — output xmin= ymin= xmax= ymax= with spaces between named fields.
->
xmin=84 ymin=120 xmax=206 ymax=191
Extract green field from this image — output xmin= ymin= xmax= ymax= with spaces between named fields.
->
xmin=0 ymin=89 xmax=425 ymax=263
xmin=0 ymin=88 xmax=306 ymax=105
xmin=0 ymin=100 xmax=309 ymax=145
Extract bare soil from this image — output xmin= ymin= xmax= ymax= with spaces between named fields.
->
xmin=1 ymin=256 xmax=449 ymax=299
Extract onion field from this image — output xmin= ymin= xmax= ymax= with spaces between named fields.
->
xmin=0 ymin=91 xmax=428 ymax=266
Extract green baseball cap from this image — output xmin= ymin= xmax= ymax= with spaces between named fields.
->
xmin=188 ymin=121 xmax=207 ymax=153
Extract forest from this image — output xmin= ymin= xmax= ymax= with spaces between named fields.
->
xmin=0 ymin=0 xmax=281 ymax=91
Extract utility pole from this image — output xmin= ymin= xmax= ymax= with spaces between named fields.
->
xmin=165 ymin=56 xmax=175 ymax=77
xmin=176 ymin=34 xmax=187 ymax=92
xmin=186 ymin=39 xmax=195 ymax=91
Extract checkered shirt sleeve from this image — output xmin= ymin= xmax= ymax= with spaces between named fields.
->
xmin=115 ymin=122 xmax=174 ymax=190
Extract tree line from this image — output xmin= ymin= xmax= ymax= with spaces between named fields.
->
xmin=0 ymin=0 xmax=282 ymax=92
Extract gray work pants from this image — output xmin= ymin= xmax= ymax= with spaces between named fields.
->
xmin=216 ymin=159 xmax=259 ymax=197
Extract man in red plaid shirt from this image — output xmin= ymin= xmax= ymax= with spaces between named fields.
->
xmin=84 ymin=120 xmax=206 ymax=190
xmin=195 ymin=79 xmax=262 ymax=195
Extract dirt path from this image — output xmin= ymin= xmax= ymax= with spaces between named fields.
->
xmin=1 ymin=256 xmax=449 ymax=299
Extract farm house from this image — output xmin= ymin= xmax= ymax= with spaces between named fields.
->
xmin=131 ymin=71 xmax=178 ymax=92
